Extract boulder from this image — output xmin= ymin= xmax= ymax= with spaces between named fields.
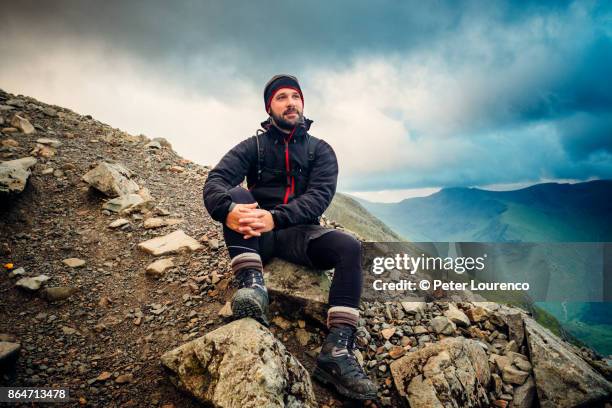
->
xmin=0 ymin=157 xmax=37 ymax=194
xmin=431 ymin=316 xmax=456 ymax=335
xmin=511 ymin=375 xmax=536 ymax=408
xmin=10 ymin=114 xmax=34 ymax=134
xmin=263 ymin=258 xmax=332 ymax=325
xmin=444 ymin=303 xmax=470 ymax=327
xmin=390 ymin=337 xmax=491 ymax=407
xmin=81 ymin=162 xmax=140 ymax=197
xmin=161 ymin=318 xmax=316 ymax=407
xmin=138 ymin=229 xmax=202 ymax=256
xmin=0 ymin=341 xmax=21 ymax=373
xmin=524 ymin=317 xmax=612 ymax=407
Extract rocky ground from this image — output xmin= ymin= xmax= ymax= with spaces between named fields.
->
xmin=1 ymin=89 xmax=611 ymax=408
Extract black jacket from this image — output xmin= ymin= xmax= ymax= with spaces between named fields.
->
xmin=203 ymin=118 xmax=338 ymax=229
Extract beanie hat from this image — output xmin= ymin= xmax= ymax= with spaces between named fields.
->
xmin=263 ymin=74 xmax=304 ymax=113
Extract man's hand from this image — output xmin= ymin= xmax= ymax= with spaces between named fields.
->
xmin=225 ymin=203 xmax=275 ymax=239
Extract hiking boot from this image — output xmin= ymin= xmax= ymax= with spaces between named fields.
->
xmin=231 ymin=268 xmax=269 ymax=326
xmin=313 ymin=325 xmax=378 ymax=400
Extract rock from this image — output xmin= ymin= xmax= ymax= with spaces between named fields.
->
xmin=152 ymin=137 xmax=172 ymax=149
xmin=490 ymin=354 xmax=511 ymax=372
xmin=431 ymin=316 xmax=456 ymax=335
xmin=161 ymin=318 xmax=316 ymax=407
xmin=484 ymin=304 xmax=526 ymax=346
xmin=401 ymin=301 xmax=425 ymax=316
xmin=42 ymin=107 xmax=58 ymax=117
xmin=30 ymin=143 xmax=56 ymax=158
xmin=144 ymin=217 xmax=183 ymax=229
xmin=109 ymin=218 xmax=130 ymax=228
xmin=381 ymin=327 xmax=396 ymax=340
xmin=15 ymin=275 xmax=50 ymax=291
xmin=10 ymin=114 xmax=35 ymax=134
xmin=465 ymin=306 xmax=488 ymax=323
xmin=82 ymin=162 xmax=140 ymax=197
xmin=95 ymin=371 xmax=112 ymax=382
xmin=390 ymin=337 xmax=491 ymax=407
xmin=389 ymin=346 xmax=406 ymax=359
xmin=43 ymin=286 xmax=77 ymax=301
xmin=144 ymin=141 xmax=161 ymax=149
xmin=145 ymin=258 xmax=174 ymax=278
xmin=63 ymin=258 xmax=86 ymax=268
xmin=444 ymin=303 xmax=470 ymax=327
xmin=218 ymin=302 xmax=232 ymax=317
xmin=501 ymin=365 xmax=529 ymax=385
xmin=524 ymin=317 xmax=612 ymax=407
xmin=9 ymin=267 xmax=25 ymax=278
xmin=511 ymin=375 xmax=536 ymax=408
xmin=115 ymin=373 xmax=133 ymax=384
xmin=272 ymin=316 xmax=292 ymax=330
xmin=138 ymin=230 xmax=202 ymax=256
xmin=104 ymin=193 xmax=143 ymax=213
xmin=263 ymin=258 xmax=332 ymax=325
xmin=0 ymin=341 xmax=20 ymax=371
xmin=295 ymin=329 xmax=311 ymax=346
xmin=6 ymin=99 xmax=25 ymax=108
xmin=0 ymin=157 xmax=37 ymax=194
xmin=36 ymin=138 xmax=62 ymax=148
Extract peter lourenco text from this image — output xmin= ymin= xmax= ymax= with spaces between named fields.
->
xmin=371 ymin=253 xmax=487 ymax=275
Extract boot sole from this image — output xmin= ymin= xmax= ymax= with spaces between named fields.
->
xmin=312 ymin=367 xmax=378 ymax=401
xmin=231 ymin=290 xmax=269 ymax=326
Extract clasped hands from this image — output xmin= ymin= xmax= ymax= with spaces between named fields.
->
xmin=225 ymin=203 xmax=275 ymax=239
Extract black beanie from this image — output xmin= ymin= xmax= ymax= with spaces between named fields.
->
xmin=263 ymin=74 xmax=304 ymax=112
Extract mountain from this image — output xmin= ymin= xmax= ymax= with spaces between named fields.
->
xmin=2 ymin=89 xmax=611 ymax=407
xmin=356 ymin=182 xmax=612 ymax=355
xmin=325 ymin=192 xmax=404 ymax=242
xmin=356 ymin=181 xmax=612 ymax=242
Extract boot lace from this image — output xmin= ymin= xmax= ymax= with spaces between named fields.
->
xmin=334 ymin=328 xmax=369 ymax=380
xmin=235 ymin=268 xmax=265 ymax=290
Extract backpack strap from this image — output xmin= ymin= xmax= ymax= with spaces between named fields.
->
xmin=305 ymin=133 xmax=320 ymax=171
xmin=253 ymin=129 xmax=266 ymax=181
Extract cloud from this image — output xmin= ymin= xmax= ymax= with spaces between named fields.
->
xmin=0 ymin=0 xmax=610 ymax=192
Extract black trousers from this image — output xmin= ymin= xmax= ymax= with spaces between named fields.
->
xmin=222 ymin=186 xmax=362 ymax=309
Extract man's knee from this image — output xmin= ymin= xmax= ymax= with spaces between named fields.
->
xmin=229 ymin=186 xmax=256 ymax=204
xmin=330 ymin=230 xmax=362 ymax=259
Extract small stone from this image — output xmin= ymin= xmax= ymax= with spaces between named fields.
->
xmin=115 ymin=373 xmax=133 ymax=384
xmin=96 ymin=371 xmax=112 ymax=381
xmin=381 ymin=327 xmax=396 ymax=340
xmin=389 ymin=346 xmax=406 ymax=359
xmin=218 ymin=302 xmax=232 ymax=317
xmin=145 ymin=258 xmax=174 ymax=278
xmin=36 ymin=138 xmax=62 ymax=148
xmin=295 ymin=329 xmax=311 ymax=346
xmin=63 ymin=258 xmax=86 ymax=268
xmin=15 ymin=275 xmax=50 ymax=291
xmin=109 ymin=218 xmax=130 ymax=229
xmin=43 ymin=286 xmax=77 ymax=301
xmin=271 ymin=316 xmax=292 ymax=330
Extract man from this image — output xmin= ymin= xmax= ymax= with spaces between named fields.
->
xmin=202 ymin=74 xmax=377 ymax=400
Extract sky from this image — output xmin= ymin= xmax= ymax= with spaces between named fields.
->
xmin=1 ymin=0 xmax=610 ymax=201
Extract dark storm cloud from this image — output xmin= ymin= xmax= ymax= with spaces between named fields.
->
xmin=1 ymin=0 xmax=610 ymax=190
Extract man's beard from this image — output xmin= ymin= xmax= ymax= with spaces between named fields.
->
xmin=270 ymin=109 xmax=304 ymax=131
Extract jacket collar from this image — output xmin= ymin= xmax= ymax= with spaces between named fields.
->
xmin=260 ymin=116 xmax=313 ymax=142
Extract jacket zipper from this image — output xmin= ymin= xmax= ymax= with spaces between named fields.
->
xmin=283 ymin=128 xmax=296 ymax=204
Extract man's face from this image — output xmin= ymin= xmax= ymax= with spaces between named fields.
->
xmin=268 ymin=87 xmax=304 ymax=129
